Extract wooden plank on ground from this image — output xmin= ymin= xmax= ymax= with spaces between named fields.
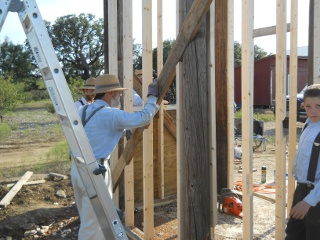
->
xmin=112 ymin=0 xmax=213 ymax=191
xmin=6 ymin=179 xmax=46 ymax=188
xmin=0 ymin=171 xmax=33 ymax=208
xmin=49 ymin=172 xmax=68 ymax=179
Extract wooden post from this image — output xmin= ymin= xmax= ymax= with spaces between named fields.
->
xmin=176 ymin=1 xmax=183 ymax=238
xmin=215 ymin=0 xmax=229 ymax=193
xmin=103 ymin=0 xmax=109 ymax=73
xmin=108 ymin=0 xmax=120 ymax=208
xmin=117 ymin=0 xmax=126 ymax=214
xmin=108 ymin=0 xmax=118 ymax=74
xmin=241 ymin=0 xmax=254 ymax=238
xmin=157 ymin=0 xmax=165 ymax=199
xmin=287 ymin=0 xmax=298 ymax=217
xmin=209 ymin=1 xmax=218 ymax=234
xmin=178 ymin=0 xmax=211 ymax=238
xmin=122 ymin=0 xmax=134 ymax=227
xmin=275 ymin=0 xmax=287 ymax=238
xmin=227 ymin=0 xmax=235 ymax=190
xmin=142 ymin=0 xmax=154 ymax=238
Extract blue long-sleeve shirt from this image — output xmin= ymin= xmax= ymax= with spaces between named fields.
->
xmin=78 ymin=96 xmax=159 ymax=160
xmin=293 ymin=119 xmax=320 ymax=206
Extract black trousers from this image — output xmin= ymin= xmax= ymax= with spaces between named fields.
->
xmin=285 ymin=183 xmax=320 ymax=240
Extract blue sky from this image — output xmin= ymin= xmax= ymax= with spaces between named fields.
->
xmin=0 ymin=0 xmax=310 ymax=54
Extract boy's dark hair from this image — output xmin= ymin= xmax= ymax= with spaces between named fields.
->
xmin=303 ymin=84 xmax=320 ymax=101
xmin=95 ymin=93 xmax=105 ymax=100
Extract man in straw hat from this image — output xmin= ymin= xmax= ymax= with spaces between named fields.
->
xmin=74 ymin=77 xmax=96 ymax=112
xmin=71 ymin=74 xmax=159 ymax=239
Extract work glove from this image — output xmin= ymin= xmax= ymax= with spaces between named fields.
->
xmin=147 ymin=78 xmax=158 ymax=97
xmin=125 ymin=129 xmax=132 ymax=140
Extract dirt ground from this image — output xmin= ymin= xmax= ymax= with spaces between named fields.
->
xmin=0 ymin=107 xmax=303 ymax=239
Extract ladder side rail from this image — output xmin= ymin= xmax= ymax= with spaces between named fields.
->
xmin=13 ymin=1 xmax=127 ymax=239
xmin=0 ymin=0 xmax=14 ymax=31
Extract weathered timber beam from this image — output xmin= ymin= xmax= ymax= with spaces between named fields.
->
xmin=112 ymin=0 xmax=213 ymax=191
xmin=253 ymin=23 xmax=290 ymax=38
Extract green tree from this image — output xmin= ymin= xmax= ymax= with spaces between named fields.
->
xmin=152 ymin=39 xmax=176 ymax=73
xmin=133 ymin=42 xmax=142 ymax=71
xmin=0 ymin=77 xmax=21 ymax=121
xmin=254 ymin=44 xmax=269 ymax=61
xmin=0 ymin=38 xmax=36 ymax=85
xmin=234 ymin=41 xmax=242 ymax=67
xmin=47 ymin=13 xmax=104 ymax=81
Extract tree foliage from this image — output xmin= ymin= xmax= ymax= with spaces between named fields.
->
xmin=234 ymin=41 xmax=269 ymax=67
xmin=47 ymin=13 xmax=104 ymax=81
xmin=0 ymin=38 xmax=37 ymax=88
xmin=0 ymin=77 xmax=21 ymax=120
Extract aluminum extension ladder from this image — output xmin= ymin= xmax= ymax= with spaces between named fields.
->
xmin=0 ymin=0 xmax=128 ymax=239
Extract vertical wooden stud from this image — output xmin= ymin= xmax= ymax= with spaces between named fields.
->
xmin=123 ymin=0 xmax=135 ymax=227
xmin=275 ymin=0 xmax=287 ymax=238
xmin=241 ymin=0 xmax=254 ymax=239
xmin=142 ymin=0 xmax=154 ymax=238
xmin=157 ymin=0 xmax=165 ymax=200
xmin=287 ymin=0 xmax=298 ymax=217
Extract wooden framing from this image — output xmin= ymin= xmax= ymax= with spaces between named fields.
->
xmin=141 ymin=1 xmax=154 ymax=238
xmin=215 ymin=0 xmax=229 ymax=192
xmin=241 ymin=1 xmax=254 ymax=238
xmin=227 ymin=0 xmax=235 ymax=190
xmin=107 ymin=0 xmax=120 ymax=208
xmin=176 ymin=1 xmax=182 ymax=238
xmin=275 ymin=0 xmax=287 ymax=238
xmin=209 ymin=0 xmax=218 ymax=233
xmin=157 ymin=0 xmax=165 ymax=200
xmin=253 ymin=23 xmax=290 ymax=38
xmin=287 ymin=0 xmax=298 ymax=217
xmin=122 ymin=0 xmax=135 ymax=228
xmin=112 ymin=0 xmax=213 ymax=192
xmin=107 ymin=0 xmax=305 ymax=239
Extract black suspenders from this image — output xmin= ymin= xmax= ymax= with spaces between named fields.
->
xmin=81 ymin=105 xmax=104 ymax=127
xmin=302 ymin=123 xmax=320 ymax=183
xmin=78 ymin=99 xmax=85 ymax=106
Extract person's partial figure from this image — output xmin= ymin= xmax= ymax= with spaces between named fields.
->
xmin=71 ymin=74 xmax=159 ymax=239
xmin=74 ymin=77 xmax=96 ymax=112
xmin=285 ymin=84 xmax=320 ymax=240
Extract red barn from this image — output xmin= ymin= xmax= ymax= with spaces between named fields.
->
xmin=234 ymin=54 xmax=308 ymax=108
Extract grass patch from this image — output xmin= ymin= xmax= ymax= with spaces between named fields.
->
xmin=235 ymin=109 xmax=275 ymax=122
xmin=0 ymin=160 xmax=71 ymax=180
xmin=265 ymin=135 xmax=275 ymax=144
xmin=15 ymin=99 xmax=52 ymax=109
xmin=0 ymin=140 xmax=71 ymax=180
xmin=0 ymin=122 xmax=12 ymax=139
xmin=45 ymin=140 xmax=70 ymax=161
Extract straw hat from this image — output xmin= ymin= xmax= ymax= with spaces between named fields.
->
xmin=135 ymin=69 xmax=143 ymax=81
xmin=78 ymin=77 xmax=95 ymax=90
xmin=93 ymin=74 xmax=128 ymax=94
